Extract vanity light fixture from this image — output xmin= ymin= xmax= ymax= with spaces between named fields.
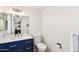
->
xmin=12 ymin=8 xmax=22 ymax=13
xmin=0 ymin=6 xmax=6 ymax=13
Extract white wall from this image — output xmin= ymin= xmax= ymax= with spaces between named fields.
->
xmin=42 ymin=7 xmax=79 ymax=52
xmin=0 ymin=6 xmax=42 ymax=36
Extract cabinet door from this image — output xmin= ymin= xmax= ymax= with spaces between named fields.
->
xmin=0 ymin=43 xmax=10 ymax=52
xmin=16 ymin=40 xmax=25 ymax=52
xmin=23 ymin=39 xmax=34 ymax=52
xmin=9 ymin=42 xmax=17 ymax=52
xmin=16 ymin=39 xmax=34 ymax=52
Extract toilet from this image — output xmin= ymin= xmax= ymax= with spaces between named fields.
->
xmin=33 ymin=34 xmax=47 ymax=52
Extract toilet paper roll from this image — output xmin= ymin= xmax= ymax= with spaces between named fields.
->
xmin=57 ymin=45 xmax=60 ymax=48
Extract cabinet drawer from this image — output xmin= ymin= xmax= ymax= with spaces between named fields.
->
xmin=16 ymin=39 xmax=33 ymax=47
xmin=24 ymin=40 xmax=32 ymax=44
xmin=24 ymin=39 xmax=33 ymax=45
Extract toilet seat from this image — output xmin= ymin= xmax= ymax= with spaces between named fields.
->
xmin=36 ymin=43 xmax=47 ymax=51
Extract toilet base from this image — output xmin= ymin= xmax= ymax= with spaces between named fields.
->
xmin=36 ymin=43 xmax=47 ymax=52
xmin=33 ymin=45 xmax=39 ymax=52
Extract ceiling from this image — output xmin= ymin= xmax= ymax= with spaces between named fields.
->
xmin=29 ymin=6 xmax=46 ymax=11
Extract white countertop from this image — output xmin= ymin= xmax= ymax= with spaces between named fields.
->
xmin=0 ymin=34 xmax=33 ymax=44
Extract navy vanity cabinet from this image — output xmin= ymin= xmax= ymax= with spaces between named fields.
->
xmin=0 ymin=39 xmax=34 ymax=52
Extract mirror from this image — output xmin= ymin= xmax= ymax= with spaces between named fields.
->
xmin=0 ymin=13 xmax=7 ymax=31
xmin=0 ymin=13 xmax=8 ymax=36
xmin=0 ymin=18 xmax=5 ymax=31
xmin=13 ymin=14 xmax=21 ymax=36
xmin=0 ymin=12 xmax=30 ymax=37
xmin=21 ymin=16 xmax=29 ymax=34
xmin=13 ymin=15 xmax=30 ymax=35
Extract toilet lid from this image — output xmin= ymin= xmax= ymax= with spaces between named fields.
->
xmin=37 ymin=43 xmax=47 ymax=49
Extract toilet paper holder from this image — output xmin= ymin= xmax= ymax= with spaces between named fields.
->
xmin=57 ymin=43 xmax=62 ymax=48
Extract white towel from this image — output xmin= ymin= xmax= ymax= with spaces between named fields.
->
xmin=73 ymin=34 xmax=79 ymax=52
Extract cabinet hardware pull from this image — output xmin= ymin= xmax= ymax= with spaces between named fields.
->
xmin=0 ymin=49 xmax=9 ymax=50
xmin=10 ymin=45 xmax=16 ymax=47
xmin=25 ymin=41 xmax=31 ymax=43
xmin=26 ymin=47 xmax=31 ymax=49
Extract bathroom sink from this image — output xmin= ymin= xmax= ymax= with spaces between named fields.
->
xmin=0 ymin=34 xmax=33 ymax=44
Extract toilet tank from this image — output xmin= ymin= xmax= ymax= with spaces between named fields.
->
xmin=32 ymin=34 xmax=42 ymax=44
